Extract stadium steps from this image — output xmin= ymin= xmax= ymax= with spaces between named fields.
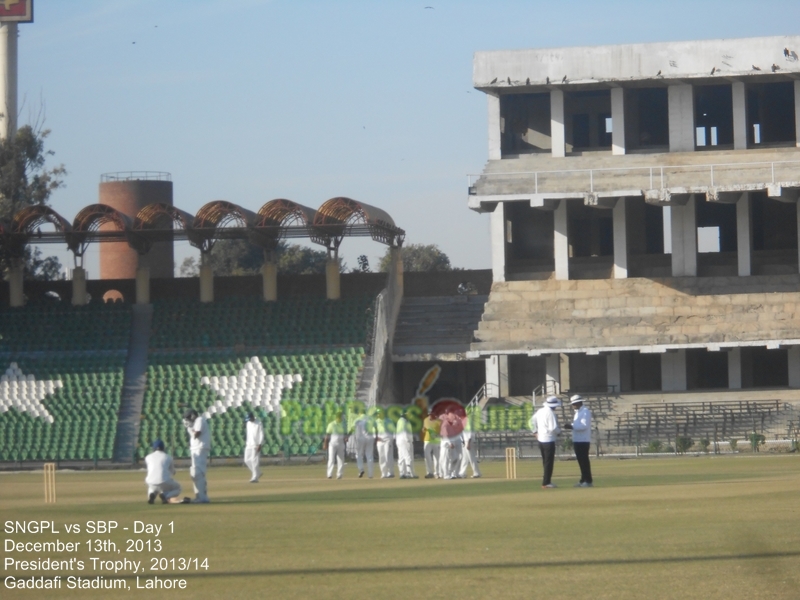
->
xmin=112 ymin=304 xmax=152 ymax=463
xmin=393 ymin=295 xmax=488 ymax=356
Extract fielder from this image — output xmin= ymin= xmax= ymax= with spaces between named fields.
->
xmin=375 ymin=411 xmax=396 ymax=478
xmin=183 ymin=408 xmax=211 ymax=503
xmin=395 ymin=409 xmax=417 ymax=479
xmin=422 ymin=411 xmax=441 ymax=479
xmin=144 ymin=439 xmax=189 ymax=504
xmin=323 ymin=412 xmax=347 ymax=479
xmin=244 ymin=412 xmax=264 ymax=483
xmin=439 ymin=407 xmax=463 ymax=479
xmin=459 ymin=411 xmax=481 ymax=478
xmin=352 ymin=407 xmax=376 ymax=478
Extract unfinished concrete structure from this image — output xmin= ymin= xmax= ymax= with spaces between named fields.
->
xmin=468 ymin=36 xmax=800 ymax=401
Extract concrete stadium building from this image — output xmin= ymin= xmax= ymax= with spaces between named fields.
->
xmin=466 ymin=35 xmax=800 ymax=408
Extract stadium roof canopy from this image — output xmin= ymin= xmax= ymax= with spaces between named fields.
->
xmin=0 ymin=197 xmax=405 ymax=259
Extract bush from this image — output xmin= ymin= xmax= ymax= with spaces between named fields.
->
xmin=676 ymin=436 xmax=693 ymax=454
xmin=748 ymin=433 xmax=766 ymax=452
xmin=561 ymin=438 xmax=574 ymax=452
xmin=698 ymin=438 xmax=710 ymax=453
xmin=728 ymin=439 xmax=738 ymax=452
xmin=645 ymin=440 xmax=663 ymax=453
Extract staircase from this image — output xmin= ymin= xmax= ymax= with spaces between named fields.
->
xmin=112 ymin=304 xmax=152 ymax=463
xmin=393 ymin=295 xmax=488 ymax=356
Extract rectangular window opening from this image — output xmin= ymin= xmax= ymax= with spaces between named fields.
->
xmin=605 ymin=117 xmax=613 ymax=134
xmin=710 ymin=126 xmax=718 ymax=146
xmin=696 ymin=127 xmax=707 ymax=147
xmin=698 ymin=226 xmax=720 ymax=253
xmin=753 ymin=123 xmax=761 ymax=144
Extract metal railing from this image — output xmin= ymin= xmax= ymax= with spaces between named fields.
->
xmin=467 ymin=159 xmax=800 ymax=192
xmin=101 ymin=171 xmax=172 ymax=182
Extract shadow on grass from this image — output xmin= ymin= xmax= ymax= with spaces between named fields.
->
xmin=157 ymin=550 xmax=800 ymax=579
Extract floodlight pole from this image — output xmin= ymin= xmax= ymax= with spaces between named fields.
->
xmin=0 ymin=21 xmax=17 ymax=139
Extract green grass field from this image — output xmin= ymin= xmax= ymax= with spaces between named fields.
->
xmin=2 ymin=455 xmax=799 ymax=599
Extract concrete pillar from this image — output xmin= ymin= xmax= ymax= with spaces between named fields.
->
xmin=485 ymin=355 xmax=509 ymax=398
xmin=728 ymin=347 xmax=742 ymax=389
xmin=490 ymin=202 xmax=506 ymax=283
xmin=325 ymin=258 xmax=340 ymax=300
xmin=71 ymin=266 xmax=88 ymax=306
xmin=612 ymin=197 xmax=628 ymax=278
xmin=554 ymin=200 xmax=569 ymax=280
xmin=545 ymin=354 xmax=561 ymax=396
xmin=607 ymin=351 xmax=621 ymax=394
xmin=736 ymin=192 xmax=752 ymax=276
xmin=732 ymin=81 xmax=747 ymax=150
xmin=391 ymin=246 xmax=404 ymax=298
xmin=611 ymin=87 xmax=626 ymax=155
xmin=487 ymin=92 xmax=502 ymax=160
xmin=559 ymin=353 xmax=571 ymax=392
xmin=550 ymin=89 xmax=565 ymax=158
xmin=0 ymin=23 xmax=18 ymax=140
xmin=199 ymin=263 xmax=214 ymax=303
xmin=668 ymin=84 xmax=695 ymax=152
xmin=135 ymin=266 xmax=150 ymax=305
xmin=795 ymin=81 xmax=800 ymax=148
xmin=261 ymin=261 xmax=277 ymax=302
xmin=788 ymin=347 xmax=800 ymax=389
xmin=8 ymin=263 xmax=23 ymax=307
xmin=670 ymin=195 xmax=697 ymax=277
xmin=661 ymin=350 xmax=687 ymax=392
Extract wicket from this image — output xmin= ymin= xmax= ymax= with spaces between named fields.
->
xmin=505 ymin=447 xmax=517 ymax=479
xmin=43 ymin=462 xmax=56 ymax=503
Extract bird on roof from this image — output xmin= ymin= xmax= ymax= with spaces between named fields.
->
xmin=507 ymin=77 xmax=511 ymax=85
xmin=526 ymin=77 xmax=530 ymax=85
xmin=784 ymin=48 xmax=790 ymax=58
xmin=562 ymin=75 xmax=567 ymax=83
xmin=710 ymin=66 xmax=716 ymax=75
xmin=656 ymin=70 xmax=662 ymax=77
xmin=752 ymin=65 xmax=761 ymax=71
xmin=546 ymin=76 xmax=550 ymax=85
xmin=772 ymin=63 xmax=780 ymax=72
xmin=490 ymin=77 xmax=497 ymax=84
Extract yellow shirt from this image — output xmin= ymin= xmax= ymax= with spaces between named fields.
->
xmin=423 ymin=416 xmax=441 ymax=443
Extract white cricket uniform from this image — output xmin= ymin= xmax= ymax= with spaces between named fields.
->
xmin=422 ymin=416 xmax=441 ymax=478
xmin=395 ymin=416 xmax=416 ymax=478
xmin=187 ymin=416 xmax=211 ymax=502
xmin=244 ymin=419 xmax=265 ymax=482
xmin=439 ymin=435 xmax=463 ymax=479
xmin=145 ymin=450 xmax=182 ymax=500
xmin=326 ymin=420 xmax=347 ymax=479
xmin=376 ymin=418 xmax=395 ymax=478
xmin=353 ymin=415 xmax=375 ymax=478
xmin=459 ymin=430 xmax=481 ymax=478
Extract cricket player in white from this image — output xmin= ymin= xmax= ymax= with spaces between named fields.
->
xmin=395 ymin=410 xmax=417 ymax=479
xmin=324 ymin=413 xmax=347 ymax=479
xmin=376 ymin=411 xmax=395 ymax=478
xmin=352 ymin=408 xmax=375 ymax=478
xmin=459 ymin=416 xmax=481 ymax=479
xmin=184 ymin=409 xmax=211 ymax=503
xmin=244 ymin=412 xmax=264 ymax=483
xmin=144 ymin=439 xmax=188 ymax=504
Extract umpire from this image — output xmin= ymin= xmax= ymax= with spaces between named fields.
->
xmin=564 ymin=395 xmax=593 ymax=487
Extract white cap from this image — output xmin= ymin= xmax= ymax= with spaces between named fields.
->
xmin=545 ymin=396 xmax=561 ymax=407
xmin=570 ymin=394 xmax=584 ymax=405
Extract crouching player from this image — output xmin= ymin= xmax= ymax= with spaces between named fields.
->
xmin=145 ymin=439 xmax=190 ymax=504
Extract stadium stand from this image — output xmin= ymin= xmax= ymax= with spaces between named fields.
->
xmin=136 ymin=296 xmax=372 ymax=460
xmin=0 ymin=301 xmax=131 ymax=462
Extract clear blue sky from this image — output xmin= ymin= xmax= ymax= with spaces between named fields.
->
xmin=20 ymin=0 xmax=800 ymax=275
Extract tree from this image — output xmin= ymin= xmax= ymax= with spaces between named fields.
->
xmin=178 ymin=241 xmax=342 ymax=277
xmin=378 ymin=243 xmax=453 ymax=272
xmin=0 ymin=125 xmax=66 ymax=280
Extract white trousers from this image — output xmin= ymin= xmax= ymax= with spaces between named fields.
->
xmin=147 ymin=479 xmax=181 ymax=500
xmin=424 ymin=441 xmax=440 ymax=477
xmin=327 ymin=440 xmax=345 ymax=479
xmin=190 ymin=448 xmax=209 ymax=502
xmin=396 ymin=439 xmax=416 ymax=477
xmin=244 ymin=446 xmax=261 ymax=481
xmin=355 ymin=437 xmax=374 ymax=478
xmin=439 ymin=437 xmax=462 ymax=479
xmin=459 ymin=442 xmax=481 ymax=478
xmin=377 ymin=440 xmax=394 ymax=478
